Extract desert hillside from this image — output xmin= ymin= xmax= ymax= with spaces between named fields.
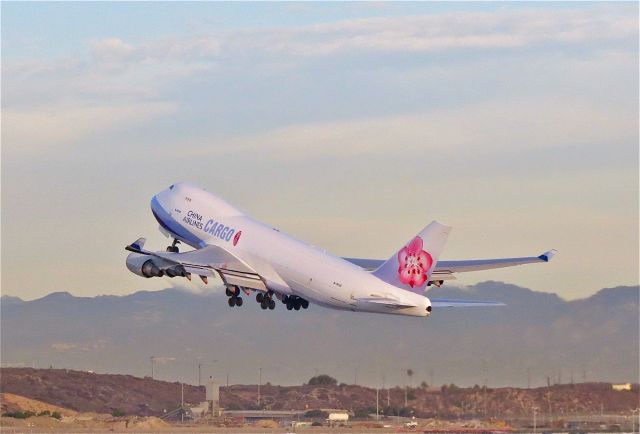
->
xmin=1 ymin=368 xmax=638 ymax=419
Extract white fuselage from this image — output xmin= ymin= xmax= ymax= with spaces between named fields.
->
xmin=151 ymin=183 xmax=431 ymax=317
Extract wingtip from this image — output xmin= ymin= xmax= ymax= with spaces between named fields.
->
xmin=538 ymin=249 xmax=558 ymax=262
xmin=126 ymin=237 xmax=146 ymax=252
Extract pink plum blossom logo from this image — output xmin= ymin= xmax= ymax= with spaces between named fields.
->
xmin=233 ymin=231 xmax=242 ymax=246
xmin=397 ymin=236 xmax=433 ymax=288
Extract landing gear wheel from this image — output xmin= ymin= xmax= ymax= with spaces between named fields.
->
xmin=286 ymin=302 xmax=293 ymax=310
xmin=268 ymin=299 xmax=276 ymax=310
xmin=166 ymin=239 xmax=180 ymax=253
xmin=226 ymin=288 xmax=233 ymax=297
xmin=235 ymin=297 xmax=243 ymax=307
xmin=261 ymin=299 xmax=268 ymax=310
xmin=228 ymin=297 xmax=236 ymax=307
xmin=256 ymin=293 xmax=264 ymax=303
xmin=294 ymin=302 xmax=301 ymax=311
xmin=301 ymin=299 xmax=309 ymax=309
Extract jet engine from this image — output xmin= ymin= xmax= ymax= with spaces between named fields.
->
xmin=126 ymin=253 xmax=164 ymax=278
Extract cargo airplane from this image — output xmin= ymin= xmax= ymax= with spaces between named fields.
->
xmin=125 ymin=183 xmax=556 ymax=317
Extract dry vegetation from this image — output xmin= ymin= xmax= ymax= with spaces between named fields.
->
xmin=1 ymin=368 xmax=638 ymax=419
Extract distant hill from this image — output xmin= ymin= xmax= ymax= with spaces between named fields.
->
xmin=1 ymin=282 xmax=638 ymax=387
xmin=1 ymin=368 xmax=638 ymax=418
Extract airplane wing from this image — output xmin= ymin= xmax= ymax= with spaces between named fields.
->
xmin=344 ymin=249 xmax=557 ymax=282
xmin=126 ymin=238 xmax=267 ymax=291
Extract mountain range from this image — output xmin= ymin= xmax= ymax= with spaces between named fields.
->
xmin=1 ymin=282 xmax=638 ymax=388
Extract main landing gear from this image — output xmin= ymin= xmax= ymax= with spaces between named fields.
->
xmin=283 ymin=295 xmax=309 ymax=311
xmin=166 ymin=239 xmax=180 ymax=253
xmin=256 ymin=292 xmax=276 ymax=310
xmin=226 ymin=286 xmax=243 ymax=307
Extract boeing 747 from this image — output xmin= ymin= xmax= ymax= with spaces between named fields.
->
xmin=125 ymin=183 xmax=556 ymax=317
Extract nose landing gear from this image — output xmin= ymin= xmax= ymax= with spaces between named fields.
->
xmin=166 ymin=239 xmax=180 ymax=253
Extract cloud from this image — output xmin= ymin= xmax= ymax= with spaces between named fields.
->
xmin=50 ymin=340 xmax=108 ymax=352
xmin=90 ymin=37 xmax=136 ymax=62
xmin=2 ymin=102 xmax=177 ymax=155
xmin=51 ymin=342 xmax=78 ymax=352
xmin=175 ymin=98 xmax=636 ymax=161
xmin=111 ymin=6 xmax=636 ymax=59
xmin=12 ymin=5 xmax=632 ymax=76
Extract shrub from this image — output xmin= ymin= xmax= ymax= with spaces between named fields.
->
xmin=304 ymin=409 xmax=328 ymax=419
xmin=3 ymin=411 xmax=36 ymax=419
xmin=308 ymin=375 xmax=337 ymax=386
xmin=51 ymin=411 xmax=62 ymax=420
xmin=111 ymin=409 xmax=126 ymax=417
xmin=354 ymin=408 xmax=371 ymax=419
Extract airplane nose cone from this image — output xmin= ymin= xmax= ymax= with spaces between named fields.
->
xmin=150 ymin=194 xmax=165 ymax=215
xmin=151 ymin=186 xmax=173 ymax=216
xmin=150 ymin=189 xmax=174 ymax=232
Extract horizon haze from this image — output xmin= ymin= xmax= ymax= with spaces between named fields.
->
xmin=2 ymin=281 xmax=637 ymax=388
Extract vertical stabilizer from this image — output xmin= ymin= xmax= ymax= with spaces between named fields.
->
xmin=373 ymin=221 xmax=451 ymax=293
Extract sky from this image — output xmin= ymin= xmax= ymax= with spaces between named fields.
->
xmin=1 ymin=2 xmax=638 ymax=301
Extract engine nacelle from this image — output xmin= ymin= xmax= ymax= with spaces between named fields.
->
xmin=126 ymin=253 xmax=164 ymax=278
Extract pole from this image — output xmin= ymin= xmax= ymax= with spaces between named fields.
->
xmin=354 ymin=367 xmax=358 ymax=386
xmin=150 ymin=356 xmax=155 ymax=379
xmin=181 ymin=383 xmax=184 ymax=424
xmin=404 ymin=386 xmax=407 ymax=408
xmin=258 ymin=367 xmax=262 ymax=408
xmin=198 ymin=363 xmax=202 ymax=387
xmin=533 ymin=406 xmax=538 ymax=434
xmin=376 ymin=387 xmax=379 ymax=419
xmin=483 ymin=360 xmax=488 ymax=417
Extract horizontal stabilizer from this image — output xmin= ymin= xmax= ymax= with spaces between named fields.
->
xmin=344 ymin=249 xmax=557 ymax=275
xmin=430 ymin=298 xmax=505 ymax=308
xmin=356 ymin=295 xmax=418 ymax=308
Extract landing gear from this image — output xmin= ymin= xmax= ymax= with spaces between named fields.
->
xmin=257 ymin=292 xmax=276 ymax=310
xmin=166 ymin=239 xmax=180 ymax=253
xmin=283 ymin=295 xmax=309 ymax=312
xmin=226 ymin=285 xmax=242 ymax=308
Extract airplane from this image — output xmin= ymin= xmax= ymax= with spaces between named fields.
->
xmin=125 ymin=182 xmax=556 ymax=317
